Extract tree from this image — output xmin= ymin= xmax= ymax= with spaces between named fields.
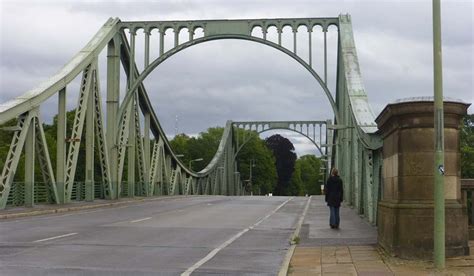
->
xmin=169 ymin=133 xmax=192 ymax=167
xmin=461 ymin=114 xmax=474 ymax=178
xmin=265 ymin=134 xmax=297 ymax=196
xmin=168 ymin=127 xmax=277 ymax=194
xmin=235 ymin=129 xmax=277 ymax=195
xmin=186 ymin=127 xmax=224 ymax=172
xmin=291 ymin=154 xmax=322 ymax=196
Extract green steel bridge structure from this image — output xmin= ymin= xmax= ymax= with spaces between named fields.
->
xmin=0 ymin=15 xmax=382 ymax=225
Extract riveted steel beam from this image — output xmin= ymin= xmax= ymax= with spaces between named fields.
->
xmin=64 ymin=64 xmax=94 ymax=202
xmin=0 ymin=16 xmax=382 ymax=224
xmin=34 ymin=113 xmax=59 ymax=204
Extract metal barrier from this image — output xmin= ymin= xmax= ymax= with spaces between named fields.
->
xmin=7 ymin=182 xmax=52 ymax=206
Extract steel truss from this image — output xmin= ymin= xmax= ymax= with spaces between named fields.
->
xmin=0 ymin=15 xmax=381 ymax=224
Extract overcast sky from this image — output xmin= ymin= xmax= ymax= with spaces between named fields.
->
xmin=0 ymin=0 xmax=473 ymax=157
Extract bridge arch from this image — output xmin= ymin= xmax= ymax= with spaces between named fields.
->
xmin=256 ymin=128 xmax=324 ymax=156
xmin=0 ymin=16 xmax=382 ymax=226
xmin=234 ymin=121 xmax=330 ymax=157
xmin=116 ymin=33 xmax=341 ymax=137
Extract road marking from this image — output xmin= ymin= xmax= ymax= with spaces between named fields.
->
xmin=181 ymin=197 xmax=293 ymax=276
xmin=33 ymin=232 xmax=78 ymax=243
xmin=130 ymin=217 xmax=152 ymax=223
xmin=278 ymin=196 xmax=312 ymax=276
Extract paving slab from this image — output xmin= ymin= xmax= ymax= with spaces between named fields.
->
xmin=287 ymin=196 xmax=474 ymax=275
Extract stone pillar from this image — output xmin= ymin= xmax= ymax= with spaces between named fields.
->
xmin=376 ymin=98 xmax=470 ymax=259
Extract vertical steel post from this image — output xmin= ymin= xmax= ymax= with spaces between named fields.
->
xmin=144 ymin=30 xmax=150 ymax=68
xmin=128 ymin=106 xmax=136 ymax=197
xmin=130 ymin=30 xmax=136 ymax=77
xmin=277 ymin=28 xmax=282 ymax=46
xmin=326 ymin=119 xmax=332 ymax=180
xmin=308 ymin=29 xmax=312 ymax=67
xmin=57 ymin=88 xmax=66 ymax=203
xmin=433 ymin=0 xmax=445 ymax=269
xmin=293 ymin=27 xmax=297 ymax=54
xmin=107 ymin=36 xmax=120 ymax=199
xmin=174 ymin=29 xmax=179 ymax=47
xmin=144 ymin=112 xmax=150 ymax=196
xmin=159 ymin=30 xmax=165 ymax=56
xmin=323 ymin=27 xmax=328 ymax=85
xmin=128 ymin=30 xmax=136 ymax=197
xmin=85 ymin=74 xmax=95 ymax=202
xmin=24 ymin=116 xmax=35 ymax=207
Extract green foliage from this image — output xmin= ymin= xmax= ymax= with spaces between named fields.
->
xmin=291 ymin=235 xmax=300 ymax=245
xmin=169 ymin=127 xmax=277 ymax=194
xmin=169 ymin=127 xmax=225 ymax=172
xmin=291 ymin=155 xmax=323 ymax=196
xmin=461 ymin=114 xmax=474 ymax=178
xmin=169 ymin=133 xmax=192 ymax=167
xmin=235 ymin=129 xmax=277 ymax=195
xmin=188 ymin=127 xmax=224 ymax=172
xmin=265 ymin=134 xmax=297 ymax=196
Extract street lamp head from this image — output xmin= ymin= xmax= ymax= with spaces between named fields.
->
xmin=189 ymin=158 xmax=204 ymax=170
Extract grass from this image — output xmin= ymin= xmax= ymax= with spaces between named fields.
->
xmin=291 ymin=235 xmax=300 ymax=245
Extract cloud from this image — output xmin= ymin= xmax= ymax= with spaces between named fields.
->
xmin=0 ymin=0 xmax=472 ymax=159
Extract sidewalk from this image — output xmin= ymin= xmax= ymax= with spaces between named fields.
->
xmin=288 ymin=196 xmax=474 ymax=275
xmin=289 ymin=243 xmax=474 ymax=275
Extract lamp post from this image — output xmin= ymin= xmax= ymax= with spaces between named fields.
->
xmin=189 ymin=158 xmax=203 ymax=171
xmin=433 ymin=0 xmax=445 ymax=269
xmin=249 ymin=159 xmax=256 ymax=196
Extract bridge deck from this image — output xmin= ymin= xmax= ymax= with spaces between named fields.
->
xmin=0 ymin=195 xmax=377 ymax=275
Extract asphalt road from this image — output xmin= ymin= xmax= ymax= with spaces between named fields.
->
xmin=0 ymin=196 xmax=308 ymax=275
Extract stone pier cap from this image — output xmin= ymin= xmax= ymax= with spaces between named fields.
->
xmin=376 ymin=96 xmax=470 ymax=132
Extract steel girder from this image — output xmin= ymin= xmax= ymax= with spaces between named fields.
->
xmin=92 ymin=72 xmax=114 ymax=200
xmin=61 ymin=61 xmax=114 ymax=203
xmin=334 ymin=15 xmax=383 ymax=225
xmin=232 ymin=120 xmax=333 ymax=184
xmin=0 ymin=15 xmax=382 ymax=229
xmin=233 ymin=120 xmax=329 ymax=156
xmin=0 ymin=110 xmax=60 ymax=208
xmin=63 ymin=63 xmax=94 ymax=202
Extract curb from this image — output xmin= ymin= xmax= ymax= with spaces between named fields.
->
xmin=0 ymin=195 xmax=191 ymax=220
xmin=278 ymin=196 xmax=312 ymax=276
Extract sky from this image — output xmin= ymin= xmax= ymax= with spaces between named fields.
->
xmin=0 ymin=0 xmax=473 ymax=157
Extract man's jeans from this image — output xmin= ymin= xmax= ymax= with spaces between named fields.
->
xmin=329 ymin=206 xmax=340 ymax=226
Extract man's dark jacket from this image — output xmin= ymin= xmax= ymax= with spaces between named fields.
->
xmin=325 ymin=175 xmax=343 ymax=207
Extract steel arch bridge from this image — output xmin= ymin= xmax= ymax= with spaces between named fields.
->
xmin=0 ymin=14 xmax=382 ymax=224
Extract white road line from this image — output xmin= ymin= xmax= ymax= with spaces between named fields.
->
xmin=130 ymin=217 xmax=152 ymax=223
xmin=181 ymin=197 xmax=293 ymax=276
xmin=33 ymin=232 xmax=78 ymax=243
xmin=278 ymin=196 xmax=312 ymax=276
